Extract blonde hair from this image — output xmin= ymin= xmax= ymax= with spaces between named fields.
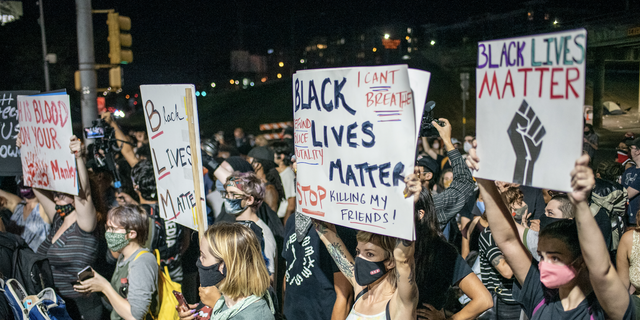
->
xmin=205 ymin=223 xmax=270 ymax=300
xmin=356 ymin=231 xmax=397 ymax=288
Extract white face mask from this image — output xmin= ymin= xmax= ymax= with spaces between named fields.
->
xmin=463 ymin=141 xmax=473 ymax=153
xmin=432 ymin=142 xmax=440 ymax=149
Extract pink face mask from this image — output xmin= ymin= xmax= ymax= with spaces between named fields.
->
xmin=539 ymin=258 xmax=579 ymax=289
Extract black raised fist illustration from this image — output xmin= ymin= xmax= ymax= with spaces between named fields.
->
xmin=507 ymin=100 xmax=546 ymax=185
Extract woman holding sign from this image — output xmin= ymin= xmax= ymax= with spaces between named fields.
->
xmin=467 ymin=143 xmax=635 ymax=319
xmin=33 ymin=136 xmax=102 ymax=319
xmin=314 ymin=174 xmax=420 ymax=320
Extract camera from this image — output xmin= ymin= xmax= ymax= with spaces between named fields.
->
xmin=84 ymin=118 xmax=122 ymax=189
xmin=420 ymin=101 xmax=445 ymax=137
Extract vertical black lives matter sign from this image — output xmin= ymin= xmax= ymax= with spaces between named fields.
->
xmin=0 ymin=91 xmax=39 ymax=176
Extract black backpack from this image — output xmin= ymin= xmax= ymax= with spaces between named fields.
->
xmin=142 ymin=204 xmax=184 ymax=270
xmin=0 ymin=232 xmax=54 ymax=295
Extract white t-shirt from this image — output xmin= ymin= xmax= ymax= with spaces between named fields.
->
xmin=277 ymin=166 xmax=296 ymax=218
xmin=255 ymin=218 xmax=277 ymax=275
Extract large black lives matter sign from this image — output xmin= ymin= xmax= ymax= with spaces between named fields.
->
xmin=0 ymin=91 xmax=39 ymax=176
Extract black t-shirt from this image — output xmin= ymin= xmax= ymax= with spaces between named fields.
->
xmin=460 ymin=190 xmax=479 ymax=221
xmin=513 ymin=262 xmax=636 ymax=320
xmin=417 ymin=237 xmax=472 ymax=309
xmin=594 ymin=207 xmax=613 ymax=251
xmin=281 ymin=214 xmax=356 ymax=320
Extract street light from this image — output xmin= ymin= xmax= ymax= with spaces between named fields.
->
xmin=430 ymin=40 xmax=436 ymax=45
xmin=210 ymin=82 xmax=216 ymax=88
xmin=278 ymin=61 xmax=284 ymax=67
xmin=384 ymin=33 xmax=390 ymax=39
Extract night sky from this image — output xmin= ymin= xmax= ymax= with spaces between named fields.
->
xmin=0 ymin=0 xmax=627 ymax=91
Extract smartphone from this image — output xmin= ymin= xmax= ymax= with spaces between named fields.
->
xmin=77 ymin=266 xmax=94 ymax=282
xmin=173 ymin=290 xmax=187 ymax=309
xmin=83 ymin=126 xmax=104 ymax=139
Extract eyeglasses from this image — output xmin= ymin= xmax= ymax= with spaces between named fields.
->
xmin=220 ymin=191 xmax=246 ymax=200
xmin=52 ymin=192 xmax=68 ymax=199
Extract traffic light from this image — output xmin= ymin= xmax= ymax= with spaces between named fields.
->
xmin=107 ymin=12 xmax=132 ymax=64
xmin=109 ymin=66 xmax=123 ymax=89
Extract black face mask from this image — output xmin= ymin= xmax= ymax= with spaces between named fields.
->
xmin=354 ymin=256 xmax=388 ymax=286
xmin=196 ymin=259 xmax=226 ymax=287
xmin=540 ymin=215 xmax=566 ymax=230
xmin=55 ymin=203 xmax=75 ymax=220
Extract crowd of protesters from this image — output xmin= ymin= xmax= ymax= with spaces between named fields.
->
xmin=1 ymin=111 xmax=640 ymax=320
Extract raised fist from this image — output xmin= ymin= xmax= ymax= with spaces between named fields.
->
xmin=507 ymin=100 xmax=546 ymax=185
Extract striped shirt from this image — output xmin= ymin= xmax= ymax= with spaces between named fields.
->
xmin=478 ymin=227 xmax=516 ymax=302
xmin=434 ymin=150 xmax=475 ymax=227
xmin=37 ymin=213 xmax=98 ymax=299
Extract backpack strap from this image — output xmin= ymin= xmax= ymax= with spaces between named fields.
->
xmin=385 ymin=300 xmax=391 ymax=320
xmin=133 ymin=249 xmax=149 ymax=262
xmin=354 ymin=287 xmax=368 ymax=302
xmin=532 ymin=298 xmax=545 ymax=317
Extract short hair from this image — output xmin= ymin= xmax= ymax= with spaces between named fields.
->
xmin=596 ymin=161 xmax=623 ymax=182
xmin=225 ymin=171 xmax=264 ymax=209
xmin=356 ymin=231 xmax=398 ymax=288
xmin=106 ymin=204 xmax=149 ymax=245
xmin=131 ymin=159 xmax=157 ymax=201
xmin=503 ymin=187 xmax=524 ymax=208
xmin=205 ymin=222 xmax=270 ymax=300
xmin=550 ymin=194 xmax=575 ymax=219
xmin=271 ymin=141 xmax=292 ymax=166
xmin=539 ymin=219 xmax=581 ymax=260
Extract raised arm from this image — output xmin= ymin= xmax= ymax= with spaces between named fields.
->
xmin=33 ymin=188 xmax=56 ymax=221
xmin=421 ymin=137 xmax=438 ymax=160
xmin=393 ymin=239 xmax=418 ymax=317
xmin=0 ymin=188 xmax=22 ymax=213
xmin=314 ymin=220 xmax=363 ymax=294
xmin=432 ymin=119 xmax=475 ymax=226
xmin=571 ymin=154 xmax=630 ymax=320
xmin=70 ymin=136 xmax=97 ymax=233
xmin=466 ymin=146 xmax=532 ymax=285
xmin=102 ymin=112 xmax=138 ymax=168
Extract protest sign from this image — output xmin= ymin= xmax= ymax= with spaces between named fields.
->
xmin=18 ymin=91 xmax=77 ymax=195
xmin=475 ymin=29 xmax=586 ymax=192
xmin=0 ymin=91 xmax=38 ymax=176
xmin=140 ymin=84 xmax=206 ymax=232
xmin=293 ymin=65 xmax=430 ymax=240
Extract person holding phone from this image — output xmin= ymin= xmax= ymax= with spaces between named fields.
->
xmin=33 ymin=135 xmax=102 ymax=319
xmin=178 ymin=222 xmax=274 ymax=320
xmin=75 ymin=204 xmax=158 ymax=320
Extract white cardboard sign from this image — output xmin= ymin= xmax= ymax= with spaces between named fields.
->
xmin=18 ymin=92 xmax=77 ymax=195
xmin=140 ymin=84 xmax=205 ymax=231
xmin=475 ymin=29 xmax=587 ymax=192
xmin=293 ymin=65 xmax=430 ymax=240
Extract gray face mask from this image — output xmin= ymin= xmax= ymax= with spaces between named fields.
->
xmin=514 ymin=204 xmax=529 ymax=220
xmin=224 ymin=198 xmax=248 ymax=215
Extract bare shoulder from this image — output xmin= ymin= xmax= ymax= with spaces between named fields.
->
xmin=620 ymin=230 xmax=636 ymax=248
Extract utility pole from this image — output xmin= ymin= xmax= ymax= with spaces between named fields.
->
xmin=38 ymin=0 xmax=50 ymax=91
xmin=76 ymin=0 xmax=97 ymax=129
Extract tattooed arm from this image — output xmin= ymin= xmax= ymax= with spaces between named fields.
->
xmin=491 ymin=255 xmax=514 ymax=279
xmin=393 ymin=239 xmax=418 ymax=319
xmin=314 ymin=220 xmax=362 ymax=292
